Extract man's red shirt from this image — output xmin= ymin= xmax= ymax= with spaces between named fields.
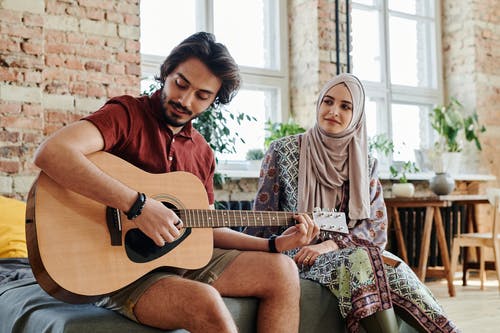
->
xmin=84 ymin=90 xmax=216 ymax=204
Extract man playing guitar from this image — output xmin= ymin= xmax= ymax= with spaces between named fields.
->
xmin=33 ymin=32 xmax=318 ymax=333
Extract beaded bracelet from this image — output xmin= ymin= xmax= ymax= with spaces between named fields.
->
xmin=126 ymin=192 xmax=146 ymax=220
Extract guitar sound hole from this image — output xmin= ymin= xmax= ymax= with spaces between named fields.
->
xmin=124 ymin=201 xmax=189 ymax=263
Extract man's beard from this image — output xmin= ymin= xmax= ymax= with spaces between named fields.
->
xmin=160 ymin=90 xmax=199 ymax=128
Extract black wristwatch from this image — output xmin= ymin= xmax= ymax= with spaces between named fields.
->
xmin=126 ymin=192 xmax=146 ymax=220
xmin=268 ymin=234 xmax=279 ymax=253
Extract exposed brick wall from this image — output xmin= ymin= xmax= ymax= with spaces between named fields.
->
xmin=0 ymin=0 xmax=140 ymax=198
xmin=288 ymin=0 xmax=320 ymax=128
xmin=288 ymin=0 xmax=349 ymax=129
xmin=441 ymin=0 xmax=500 ymax=240
xmin=441 ymin=0 xmax=499 ymax=188
xmin=1 ymin=0 xmax=498 ymax=201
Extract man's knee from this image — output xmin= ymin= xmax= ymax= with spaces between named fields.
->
xmin=194 ymin=284 xmax=236 ymax=331
xmin=165 ymin=280 xmax=235 ymax=332
xmin=267 ymin=254 xmax=300 ymax=289
xmin=278 ymin=254 xmax=299 ymax=274
xmin=196 ymin=283 xmax=226 ymax=308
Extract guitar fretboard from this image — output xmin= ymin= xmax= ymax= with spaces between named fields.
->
xmin=178 ymin=209 xmax=310 ymax=228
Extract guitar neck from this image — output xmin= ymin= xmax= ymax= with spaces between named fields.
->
xmin=178 ymin=209 xmax=308 ymax=228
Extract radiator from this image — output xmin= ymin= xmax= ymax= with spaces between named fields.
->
xmin=387 ymin=204 xmax=467 ymax=267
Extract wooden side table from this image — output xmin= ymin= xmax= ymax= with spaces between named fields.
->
xmin=385 ymin=195 xmax=489 ymax=297
xmin=385 ymin=197 xmax=452 ymax=290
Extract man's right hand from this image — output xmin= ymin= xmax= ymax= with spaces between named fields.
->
xmin=132 ymin=198 xmax=184 ymax=247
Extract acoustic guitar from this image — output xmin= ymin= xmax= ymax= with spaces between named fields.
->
xmin=25 ymin=152 xmax=346 ymax=304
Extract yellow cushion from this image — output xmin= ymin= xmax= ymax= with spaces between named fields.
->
xmin=0 ymin=196 xmax=28 ymax=258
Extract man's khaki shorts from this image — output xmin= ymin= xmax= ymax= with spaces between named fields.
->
xmin=94 ymin=248 xmax=241 ymax=322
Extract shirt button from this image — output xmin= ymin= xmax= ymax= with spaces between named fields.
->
xmin=172 ymin=138 xmax=175 ymax=143
xmin=168 ymin=156 xmax=173 ymax=161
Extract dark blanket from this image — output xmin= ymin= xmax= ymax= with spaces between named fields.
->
xmin=0 ymin=257 xmax=33 ymax=284
xmin=0 ymin=258 xmax=167 ymax=333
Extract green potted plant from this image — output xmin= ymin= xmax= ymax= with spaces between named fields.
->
xmin=368 ymin=134 xmax=395 ymax=158
xmin=368 ymin=133 xmax=395 ymax=170
xmin=245 ymin=148 xmax=265 ymax=171
xmin=368 ymin=134 xmax=420 ymax=197
xmin=389 ymin=161 xmax=420 ymax=197
xmin=429 ymin=97 xmax=486 ymax=173
xmin=245 ymin=148 xmax=264 ymax=161
xmin=430 ymin=97 xmax=485 ymax=152
xmin=264 ymin=119 xmax=306 ymax=149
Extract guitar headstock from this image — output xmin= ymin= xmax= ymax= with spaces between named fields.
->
xmin=312 ymin=207 xmax=349 ymax=234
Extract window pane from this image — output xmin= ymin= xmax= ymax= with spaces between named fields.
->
xmin=365 ymin=97 xmax=379 ymax=138
xmin=353 ymin=0 xmax=376 ymax=5
xmin=388 ymin=0 xmax=434 ymax=17
xmin=351 ymin=8 xmax=382 ymax=82
xmin=365 ymin=95 xmax=393 ymax=169
xmin=389 ymin=16 xmax=436 ymax=88
xmin=391 ymin=103 xmax=431 ymax=162
xmin=217 ymin=87 xmax=278 ymax=161
xmin=213 ymin=0 xmax=279 ymax=70
xmin=140 ymin=0 xmax=196 ymax=56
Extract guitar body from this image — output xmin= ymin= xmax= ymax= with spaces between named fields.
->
xmin=26 ymin=152 xmax=213 ymax=303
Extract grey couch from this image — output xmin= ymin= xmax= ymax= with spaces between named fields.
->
xmin=169 ymin=278 xmax=417 ymax=333
xmin=0 ymin=257 xmax=417 ymax=333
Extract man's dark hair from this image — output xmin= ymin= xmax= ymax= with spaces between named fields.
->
xmin=156 ymin=32 xmax=241 ymax=107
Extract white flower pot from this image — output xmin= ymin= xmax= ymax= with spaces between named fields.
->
xmin=392 ymin=183 xmax=415 ymax=197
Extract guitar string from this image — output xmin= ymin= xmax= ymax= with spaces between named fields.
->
xmin=178 ymin=209 xmax=308 ymax=227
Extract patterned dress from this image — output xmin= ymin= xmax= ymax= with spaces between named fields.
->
xmin=245 ymin=135 xmax=459 ymax=333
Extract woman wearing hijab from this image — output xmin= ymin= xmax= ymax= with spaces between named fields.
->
xmin=246 ymin=73 xmax=459 ymax=333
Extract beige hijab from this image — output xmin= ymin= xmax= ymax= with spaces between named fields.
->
xmin=297 ymin=73 xmax=370 ymax=221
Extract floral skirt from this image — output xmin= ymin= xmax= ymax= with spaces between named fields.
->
xmin=284 ymin=233 xmax=460 ymax=333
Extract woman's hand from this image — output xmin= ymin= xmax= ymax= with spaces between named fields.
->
xmin=294 ymin=240 xmax=339 ymax=267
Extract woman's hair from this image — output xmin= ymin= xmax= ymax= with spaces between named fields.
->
xmin=155 ymin=32 xmax=241 ymax=107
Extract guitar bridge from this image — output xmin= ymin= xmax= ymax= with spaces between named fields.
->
xmin=106 ymin=207 xmax=122 ymax=246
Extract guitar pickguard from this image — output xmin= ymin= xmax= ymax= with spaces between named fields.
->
xmin=124 ymin=198 xmax=192 ymax=263
xmin=125 ymin=228 xmax=192 ymax=263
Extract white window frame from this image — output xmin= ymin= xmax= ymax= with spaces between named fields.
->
xmin=140 ymin=0 xmax=289 ymax=174
xmin=352 ymin=0 xmax=443 ymax=165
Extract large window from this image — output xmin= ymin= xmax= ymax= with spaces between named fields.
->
xmin=140 ymin=0 xmax=288 ymax=164
xmin=351 ymin=0 xmax=442 ymax=167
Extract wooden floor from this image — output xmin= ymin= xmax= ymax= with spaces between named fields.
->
xmin=426 ymin=269 xmax=500 ymax=332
